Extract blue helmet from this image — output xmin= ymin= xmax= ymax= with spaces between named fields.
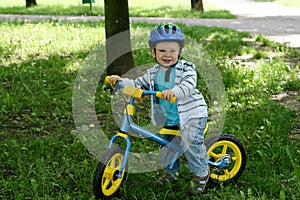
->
xmin=148 ymin=23 xmax=184 ymax=48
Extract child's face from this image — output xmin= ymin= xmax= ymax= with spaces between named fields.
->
xmin=151 ymin=42 xmax=181 ymax=67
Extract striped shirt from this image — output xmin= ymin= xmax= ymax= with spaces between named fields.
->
xmin=122 ymin=60 xmax=208 ymax=125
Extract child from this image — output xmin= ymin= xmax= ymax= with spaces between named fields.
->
xmin=108 ymin=23 xmax=209 ymax=194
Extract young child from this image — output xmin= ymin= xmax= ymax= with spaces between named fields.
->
xmin=108 ymin=23 xmax=209 ymax=194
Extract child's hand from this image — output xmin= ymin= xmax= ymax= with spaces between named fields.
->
xmin=109 ymin=75 xmax=122 ymax=84
xmin=161 ymin=90 xmax=175 ymax=101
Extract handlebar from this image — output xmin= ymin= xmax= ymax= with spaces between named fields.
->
xmin=105 ymin=76 xmax=176 ymax=104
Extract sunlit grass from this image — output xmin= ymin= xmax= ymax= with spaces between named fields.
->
xmin=276 ymin=0 xmax=300 ymax=8
xmin=0 ymin=0 xmax=235 ymax=18
xmin=254 ymin=0 xmax=300 ymax=8
xmin=1 ymin=20 xmax=299 ymax=199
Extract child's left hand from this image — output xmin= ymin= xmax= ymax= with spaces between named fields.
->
xmin=162 ymin=90 xmax=175 ymax=101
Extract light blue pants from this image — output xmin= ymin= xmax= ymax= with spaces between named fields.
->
xmin=160 ymin=117 xmax=208 ymax=177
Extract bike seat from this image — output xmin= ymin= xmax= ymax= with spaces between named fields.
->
xmin=159 ymin=125 xmax=181 ymax=136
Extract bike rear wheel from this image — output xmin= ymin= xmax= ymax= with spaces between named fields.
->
xmin=93 ymin=146 xmax=128 ymax=199
xmin=205 ymin=134 xmax=246 ymax=185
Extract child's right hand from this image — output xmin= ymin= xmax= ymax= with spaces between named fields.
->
xmin=161 ymin=90 xmax=175 ymax=101
xmin=108 ymin=75 xmax=122 ymax=85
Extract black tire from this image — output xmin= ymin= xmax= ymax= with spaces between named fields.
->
xmin=205 ymin=134 xmax=246 ymax=185
xmin=93 ymin=146 xmax=128 ymax=199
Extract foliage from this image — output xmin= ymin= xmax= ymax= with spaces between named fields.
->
xmin=0 ymin=0 xmax=235 ymax=18
xmin=1 ymin=20 xmax=300 ymax=199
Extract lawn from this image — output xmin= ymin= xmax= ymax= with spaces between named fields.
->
xmin=0 ymin=0 xmax=235 ymax=18
xmin=254 ymin=0 xmax=300 ymax=8
xmin=1 ymin=19 xmax=299 ymax=199
xmin=0 ymin=2 xmax=299 ymax=199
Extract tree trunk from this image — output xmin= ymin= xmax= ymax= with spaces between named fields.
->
xmin=26 ymin=0 xmax=37 ymax=7
xmin=191 ymin=0 xmax=204 ymax=12
xmin=104 ymin=0 xmax=134 ymax=76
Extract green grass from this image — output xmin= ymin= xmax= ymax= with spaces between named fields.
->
xmin=1 ymin=20 xmax=300 ymax=199
xmin=254 ymin=0 xmax=300 ymax=8
xmin=0 ymin=0 xmax=235 ymax=18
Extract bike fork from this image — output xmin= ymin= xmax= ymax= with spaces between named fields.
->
xmin=109 ymin=132 xmax=131 ymax=178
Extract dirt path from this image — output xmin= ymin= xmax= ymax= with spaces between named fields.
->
xmin=207 ymin=0 xmax=300 ymax=48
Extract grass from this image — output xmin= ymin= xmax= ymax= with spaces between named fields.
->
xmin=1 ymin=19 xmax=300 ymax=200
xmin=0 ymin=0 xmax=235 ymax=18
xmin=254 ymin=0 xmax=300 ymax=8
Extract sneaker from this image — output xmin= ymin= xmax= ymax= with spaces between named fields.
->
xmin=155 ymin=173 xmax=178 ymax=185
xmin=190 ymin=169 xmax=210 ymax=194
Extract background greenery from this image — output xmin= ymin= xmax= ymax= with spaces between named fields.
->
xmin=0 ymin=0 xmax=235 ymax=18
xmin=0 ymin=1 xmax=300 ymax=200
xmin=254 ymin=0 xmax=300 ymax=8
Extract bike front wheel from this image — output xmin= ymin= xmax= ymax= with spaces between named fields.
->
xmin=205 ymin=134 xmax=246 ymax=185
xmin=93 ymin=146 xmax=128 ymax=199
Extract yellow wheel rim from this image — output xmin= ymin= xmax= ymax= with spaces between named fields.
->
xmin=207 ymin=140 xmax=243 ymax=182
xmin=101 ymin=153 xmax=125 ymax=196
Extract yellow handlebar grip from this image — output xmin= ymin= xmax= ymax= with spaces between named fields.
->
xmin=156 ymin=91 xmax=164 ymax=99
xmin=156 ymin=92 xmax=176 ymax=104
xmin=105 ymin=76 xmax=111 ymax=85
xmin=105 ymin=76 xmax=119 ymax=85
xmin=169 ymin=96 xmax=176 ymax=104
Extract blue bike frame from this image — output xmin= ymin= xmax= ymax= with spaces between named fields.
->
xmin=107 ymin=81 xmax=229 ymax=178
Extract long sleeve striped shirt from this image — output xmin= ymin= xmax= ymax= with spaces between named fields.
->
xmin=122 ymin=60 xmax=208 ymax=126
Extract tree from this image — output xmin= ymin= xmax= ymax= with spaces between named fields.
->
xmin=191 ymin=0 xmax=204 ymax=12
xmin=104 ymin=0 xmax=134 ymax=76
xmin=26 ymin=0 xmax=37 ymax=7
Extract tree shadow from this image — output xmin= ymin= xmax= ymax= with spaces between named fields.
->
xmin=0 ymin=50 xmax=93 ymax=135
